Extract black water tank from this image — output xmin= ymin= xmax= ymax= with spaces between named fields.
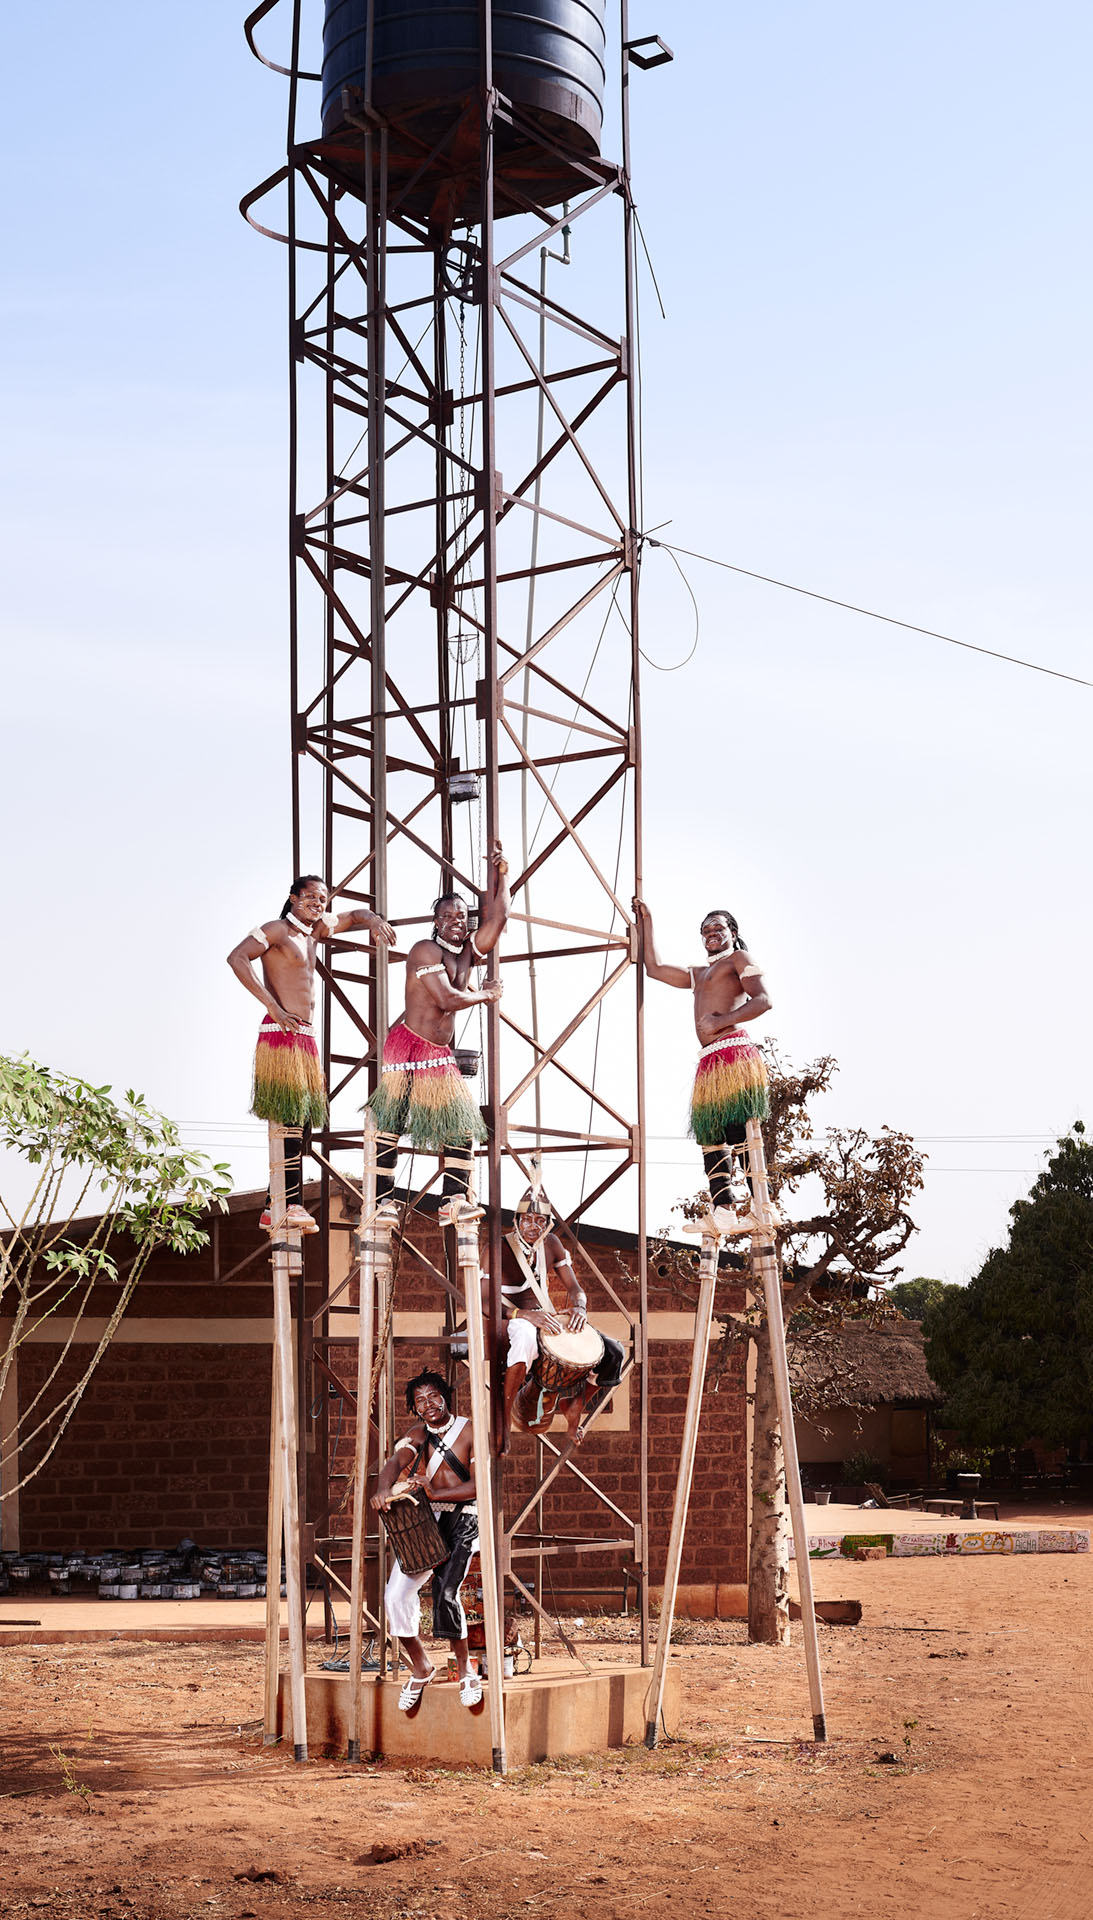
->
xmin=322 ymin=0 xmax=607 ymax=157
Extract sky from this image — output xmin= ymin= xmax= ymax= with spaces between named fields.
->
xmin=2 ymin=2 xmax=1090 ymax=1284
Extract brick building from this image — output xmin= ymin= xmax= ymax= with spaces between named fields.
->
xmin=2 ymin=1189 xmax=750 ymax=1617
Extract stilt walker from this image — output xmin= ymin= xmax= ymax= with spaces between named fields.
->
xmin=267 ymin=1124 xmax=309 ymax=1761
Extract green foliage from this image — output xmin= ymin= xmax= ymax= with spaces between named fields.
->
xmin=0 ymin=1053 xmax=230 ymax=1493
xmin=934 ymin=1440 xmax=992 ymax=1475
xmin=925 ymin=1124 xmax=1093 ymax=1449
xmin=841 ymin=1449 xmax=887 ymax=1487
xmin=887 ymin=1276 xmax=955 ymax=1326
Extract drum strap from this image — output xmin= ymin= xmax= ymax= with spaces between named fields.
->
xmin=422 ymin=1426 xmax=472 ymax=1484
xmin=504 ymin=1230 xmax=553 ymax=1312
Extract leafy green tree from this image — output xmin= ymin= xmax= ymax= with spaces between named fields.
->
xmin=1 ymin=1055 xmax=230 ymax=1496
xmin=887 ymin=1276 xmax=956 ymax=1325
xmin=925 ymin=1124 xmax=1093 ymax=1449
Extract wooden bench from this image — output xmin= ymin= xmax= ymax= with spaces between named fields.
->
xmin=923 ymin=1496 xmax=1002 ymax=1521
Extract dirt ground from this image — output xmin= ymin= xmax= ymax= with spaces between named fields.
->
xmin=1 ymin=1547 xmax=1091 ymax=1920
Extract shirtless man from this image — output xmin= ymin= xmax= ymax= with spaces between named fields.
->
xmin=370 ymin=1370 xmax=482 ymax=1709
xmin=634 ymin=900 xmax=771 ymax=1229
xmin=368 ymin=843 xmax=510 ymax=1202
xmin=227 ymin=876 xmax=394 ymax=1232
xmin=490 ymin=1188 xmax=624 ymax=1451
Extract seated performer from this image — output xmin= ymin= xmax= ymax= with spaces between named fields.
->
xmin=493 ymin=1184 xmax=625 ymax=1452
xmin=370 ymin=1370 xmax=483 ymax=1709
xmin=633 ymin=898 xmax=771 ymax=1229
xmin=227 ymin=877 xmax=394 ymax=1232
xmin=367 ymin=842 xmax=510 ymax=1203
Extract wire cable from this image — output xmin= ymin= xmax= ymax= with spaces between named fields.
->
xmin=639 ymin=544 xmax=700 ymax=671
xmin=646 ymin=539 xmax=1091 ymax=690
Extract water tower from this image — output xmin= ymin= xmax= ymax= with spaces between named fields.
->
xmin=243 ymin=0 xmax=673 ymax=1762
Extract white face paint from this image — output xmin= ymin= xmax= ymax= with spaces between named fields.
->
xmin=519 ymin=1211 xmax=550 ymax=1247
xmin=700 ymin=916 xmax=733 ymax=957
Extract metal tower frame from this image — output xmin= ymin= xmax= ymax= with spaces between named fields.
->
xmin=243 ymin=0 xmax=659 ymax=1680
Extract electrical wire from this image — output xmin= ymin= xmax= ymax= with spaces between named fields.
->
xmin=639 ymin=543 xmax=700 ymax=671
xmin=647 ymin=539 xmax=1092 ymax=691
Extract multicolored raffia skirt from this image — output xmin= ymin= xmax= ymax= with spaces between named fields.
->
xmin=366 ymin=1022 xmax=487 ymax=1151
xmin=251 ymin=1021 xmax=328 ymax=1129
xmin=689 ymin=1030 xmax=769 ymax=1145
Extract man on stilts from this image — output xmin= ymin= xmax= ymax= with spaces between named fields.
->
xmin=367 ymin=842 xmax=510 ymax=1204
xmin=227 ymin=877 xmax=395 ymax=1232
xmin=634 ymin=899 xmax=771 ymax=1229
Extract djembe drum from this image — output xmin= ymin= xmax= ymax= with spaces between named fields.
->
xmin=512 ymin=1324 xmax=605 ymax=1434
xmin=381 ymin=1485 xmax=447 ymax=1576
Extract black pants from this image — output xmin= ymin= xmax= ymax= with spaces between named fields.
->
xmin=430 ymin=1505 xmax=479 ymax=1641
xmin=265 ymin=1129 xmax=305 ymax=1211
xmin=596 ymin=1334 xmax=625 ymax=1392
xmin=702 ymin=1125 xmax=750 ymax=1208
xmin=375 ymin=1133 xmax=475 ymax=1204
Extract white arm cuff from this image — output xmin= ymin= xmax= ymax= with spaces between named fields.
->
xmin=249 ymin=926 xmax=270 ymax=952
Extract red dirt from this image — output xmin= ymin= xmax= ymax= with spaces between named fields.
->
xmin=1 ymin=1546 xmax=1090 ymax=1920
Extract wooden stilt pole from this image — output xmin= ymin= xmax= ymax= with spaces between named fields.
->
xmin=262 ymin=1346 xmax=284 ymax=1743
xmin=745 ymin=1118 xmax=828 ymax=1741
xmin=347 ymin=1118 xmax=380 ymax=1761
xmin=643 ymin=1228 xmax=719 ymax=1747
xmin=268 ymin=1123 xmax=309 ymax=1761
xmin=447 ymin=1194 xmax=507 ymax=1774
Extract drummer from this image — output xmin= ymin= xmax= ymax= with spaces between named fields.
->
xmin=370 ymin=1370 xmax=483 ymax=1710
xmin=494 ymin=1185 xmax=624 ymax=1452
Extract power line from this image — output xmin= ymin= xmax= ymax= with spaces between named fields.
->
xmin=646 ymin=539 xmax=1092 ymax=690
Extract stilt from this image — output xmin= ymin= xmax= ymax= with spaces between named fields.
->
xmin=347 ymin=1118 xmax=380 ymax=1761
xmin=267 ymin=1123 xmax=309 ymax=1761
xmin=446 ymin=1194 xmax=507 ymax=1775
xmin=744 ymin=1118 xmax=828 ymax=1741
xmin=643 ymin=1227 xmax=719 ymax=1747
xmin=262 ymin=1347 xmax=283 ymax=1744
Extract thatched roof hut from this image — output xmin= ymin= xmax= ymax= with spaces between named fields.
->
xmin=788 ymin=1317 xmax=942 ymax=1415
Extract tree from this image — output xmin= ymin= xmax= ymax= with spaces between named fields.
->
xmin=887 ymin=1276 xmax=956 ymax=1325
xmin=925 ymin=1124 xmax=1093 ymax=1451
xmin=656 ymin=1047 xmax=924 ymax=1645
xmin=0 ymin=1054 xmax=230 ymax=1497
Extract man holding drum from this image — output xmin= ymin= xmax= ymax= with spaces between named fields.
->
xmin=370 ymin=1370 xmax=483 ymax=1710
xmin=495 ymin=1186 xmax=624 ymax=1452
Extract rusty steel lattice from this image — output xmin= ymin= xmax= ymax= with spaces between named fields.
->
xmin=243 ymin=0 xmax=655 ymax=1664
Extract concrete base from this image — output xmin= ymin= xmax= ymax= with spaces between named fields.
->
xmin=277 ymin=1658 xmax=680 ymax=1768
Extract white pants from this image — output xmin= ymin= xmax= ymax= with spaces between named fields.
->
xmin=506 ymin=1316 xmax=538 ymax=1369
xmin=384 ymin=1505 xmax=479 ymax=1640
xmin=385 ymin=1559 xmax=439 ymax=1639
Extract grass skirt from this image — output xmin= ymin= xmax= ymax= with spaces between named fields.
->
xmin=251 ymin=1021 xmax=327 ymax=1129
xmin=366 ymin=1022 xmax=487 ymax=1151
xmin=689 ymin=1030 xmax=768 ymax=1144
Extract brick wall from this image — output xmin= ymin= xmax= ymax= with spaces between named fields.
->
xmin=17 ymin=1342 xmax=273 ymax=1551
xmin=11 ymin=1191 xmax=750 ymax=1598
xmin=320 ymin=1205 xmax=749 ymax=1600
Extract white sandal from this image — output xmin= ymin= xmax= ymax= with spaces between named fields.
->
xmin=397 ymin=1667 xmax=435 ymax=1711
xmin=459 ymin=1670 xmax=483 ymax=1707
